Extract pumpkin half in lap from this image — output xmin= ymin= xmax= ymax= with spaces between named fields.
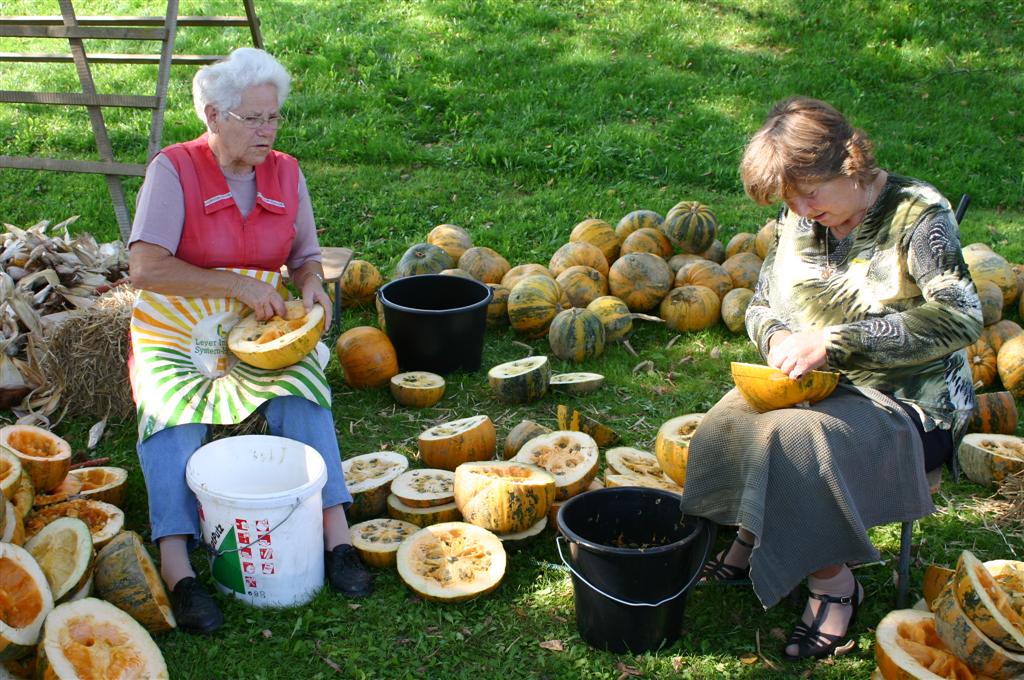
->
xmin=731 ymin=362 xmax=839 ymax=412
xmin=227 ymin=301 xmax=324 ymax=370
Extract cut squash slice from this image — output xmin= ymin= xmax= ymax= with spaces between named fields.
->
xmin=24 ymin=518 xmax=94 ymax=605
xmin=502 ymin=420 xmax=552 ymax=460
xmin=418 ymin=415 xmax=496 ymax=471
xmin=36 ymin=598 xmax=168 ymax=679
xmin=453 ymin=461 xmax=555 ymax=534
xmin=25 ymin=499 xmax=124 ymax=551
xmin=549 ymin=372 xmax=605 ymax=395
xmin=604 ymin=472 xmax=683 ymax=494
xmin=66 ymin=467 xmax=129 ymax=508
xmin=11 ymin=473 xmax=32 ymax=520
xmin=605 ymin=447 xmax=667 ymax=480
xmin=932 ymin=582 xmax=1024 ymax=679
xmin=513 ymin=431 xmax=599 ymax=500
xmin=396 ymin=522 xmax=506 ymax=603
xmin=958 ymin=433 xmax=1024 ymax=487
xmin=0 ymin=450 xmax=22 ymax=502
xmin=1 ymin=501 xmax=24 ymax=546
xmin=0 ymin=425 xmax=71 ymax=493
xmin=389 ymin=372 xmax=446 ymax=408
xmin=389 ymin=469 xmax=455 ymax=508
xmin=953 ymin=550 xmax=1024 ymax=653
xmin=655 ymin=413 xmax=705 ymax=487
xmin=387 ymin=495 xmax=461 ymax=528
xmin=0 ymin=542 xmax=54 ymax=662
xmin=31 ymin=476 xmax=82 ymax=509
xmin=487 ymin=356 xmax=550 ymax=404
xmin=351 ymin=518 xmax=420 ymax=568
xmin=93 ymin=531 xmax=175 ymax=635
xmin=227 ymin=300 xmax=325 ymax=370
xmin=875 ymin=608 xmax=981 ymax=680
xmin=731 ymin=362 xmax=839 ymax=413
xmin=343 ymin=452 xmax=410 ymax=522
xmin=496 ymin=516 xmax=547 ymax=542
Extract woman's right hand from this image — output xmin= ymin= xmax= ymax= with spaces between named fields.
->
xmin=232 ymin=276 xmax=287 ymax=320
xmin=767 ymin=329 xmax=828 ymax=379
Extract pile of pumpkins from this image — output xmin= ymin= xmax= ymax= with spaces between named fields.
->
xmin=873 ymin=550 xmax=1024 ymax=679
xmin=0 ymin=425 xmax=172 ymax=678
xmin=334 ymin=397 xmax=703 ymax=604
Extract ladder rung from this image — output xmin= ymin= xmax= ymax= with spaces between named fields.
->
xmin=0 ymin=15 xmax=253 ymax=27
xmin=0 ymin=156 xmax=146 ymax=177
xmin=0 ymin=90 xmax=159 ymax=108
xmin=0 ymin=52 xmax=225 ymax=65
xmin=0 ymin=25 xmax=166 ymax=40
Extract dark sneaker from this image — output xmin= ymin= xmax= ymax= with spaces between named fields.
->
xmin=170 ymin=577 xmax=224 ymax=635
xmin=325 ymin=544 xmax=372 ymax=597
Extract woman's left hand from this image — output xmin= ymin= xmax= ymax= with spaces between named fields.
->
xmin=300 ymin=275 xmax=332 ymax=330
xmin=767 ymin=329 xmax=828 ymax=379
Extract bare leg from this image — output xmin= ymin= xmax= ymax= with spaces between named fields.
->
xmin=784 ymin=563 xmax=861 ymax=658
xmin=323 ymin=505 xmax=353 ymax=551
xmin=158 ymin=535 xmax=196 ymax=590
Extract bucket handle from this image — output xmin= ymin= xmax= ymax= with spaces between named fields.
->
xmin=199 ymin=497 xmax=303 ymax=560
xmin=554 ymin=525 xmax=713 ymax=608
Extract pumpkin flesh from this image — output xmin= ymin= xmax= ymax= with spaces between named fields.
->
xmin=513 ymin=431 xmax=599 ymax=501
xmin=453 ymin=461 xmax=555 ymax=534
xmin=227 ymin=301 xmax=324 ymax=370
xmin=418 ymin=416 xmax=496 ymax=471
xmin=395 ymin=522 xmax=506 ymax=602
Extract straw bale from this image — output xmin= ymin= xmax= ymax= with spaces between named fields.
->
xmin=997 ymin=470 xmax=1024 ymax=527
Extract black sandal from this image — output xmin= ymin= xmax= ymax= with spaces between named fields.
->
xmin=783 ymin=581 xmax=863 ymax=660
xmin=698 ymin=535 xmax=753 ymax=586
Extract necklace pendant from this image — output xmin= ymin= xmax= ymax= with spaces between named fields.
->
xmin=820 ymin=265 xmax=834 ymax=279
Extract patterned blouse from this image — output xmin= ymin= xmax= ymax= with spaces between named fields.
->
xmin=746 ymin=173 xmax=983 ymax=437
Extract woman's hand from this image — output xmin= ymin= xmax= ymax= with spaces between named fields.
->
xmin=231 ymin=276 xmax=288 ymax=321
xmin=300 ymin=274 xmax=332 ymax=329
xmin=767 ymin=329 xmax=828 ymax=379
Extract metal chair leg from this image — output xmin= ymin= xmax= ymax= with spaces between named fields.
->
xmin=896 ymin=520 xmax=914 ymax=608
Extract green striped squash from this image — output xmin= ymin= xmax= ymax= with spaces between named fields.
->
xmin=620 ymin=227 xmax=674 ymax=259
xmin=488 ymin=356 xmax=551 ymax=404
xmin=721 ymin=287 xmax=754 ymax=334
xmin=549 ymin=242 xmax=609 ymax=277
xmin=614 ymin=210 xmax=663 ymax=240
xmin=997 ymin=334 xmax=1024 ymax=397
xmin=607 ymin=253 xmax=673 ymax=312
xmin=547 ymin=308 xmax=606 ymax=363
xmin=952 ymin=550 xmax=1024 ymax=653
xmin=426 ymin=224 xmax=473 ymax=264
xmin=659 ymin=285 xmax=721 ymax=332
xmin=555 ymin=266 xmax=607 ymax=308
xmin=674 ymin=259 xmax=733 ymax=300
xmin=486 ymin=284 xmax=510 ymax=327
xmin=965 ymin=249 xmax=1019 ymax=310
xmin=586 ymin=296 xmax=633 ymax=343
xmin=507 ymin=275 xmax=567 ymax=338
xmin=933 ymin=580 xmax=1024 ymax=679
xmin=725 ymin=232 xmax=757 ymax=259
xmin=701 ymin=239 xmax=725 ymax=264
xmin=339 ymin=259 xmax=383 ymax=307
xmin=967 ymin=391 xmax=1018 ymax=435
xmin=570 ymin=218 xmax=620 ymax=264
xmin=458 ymin=246 xmax=511 ymax=284
xmin=977 ymin=279 xmax=1005 ymax=326
xmin=662 ymin=201 xmax=717 ymax=254
xmin=394 ymin=243 xmax=453 ymax=278
xmin=722 ymin=252 xmax=764 ymax=290
xmin=501 ymin=263 xmax=554 ymax=290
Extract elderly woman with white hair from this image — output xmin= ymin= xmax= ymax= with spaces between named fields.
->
xmin=128 ymin=48 xmax=370 ymax=634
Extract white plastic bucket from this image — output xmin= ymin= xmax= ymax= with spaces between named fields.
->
xmin=186 ymin=435 xmax=327 ymax=608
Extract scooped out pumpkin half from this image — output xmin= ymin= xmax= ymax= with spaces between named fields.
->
xmin=730 ymin=362 xmax=839 ymax=413
xmin=227 ymin=300 xmax=325 ymax=370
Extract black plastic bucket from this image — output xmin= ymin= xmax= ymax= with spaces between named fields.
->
xmin=556 ymin=487 xmax=715 ymax=654
xmin=377 ymin=274 xmax=493 ymax=374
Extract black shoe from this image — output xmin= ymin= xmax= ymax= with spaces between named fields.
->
xmin=170 ymin=577 xmax=224 ymax=635
xmin=325 ymin=544 xmax=372 ymax=597
xmin=783 ymin=581 xmax=863 ymax=660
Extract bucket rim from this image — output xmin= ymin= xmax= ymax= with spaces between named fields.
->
xmin=378 ymin=274 xmax=493 ymax=316
xmin=185 ymin=434 xmax=328 ymax=505
xmin=556 ymin=486 xmax=705 ymax=557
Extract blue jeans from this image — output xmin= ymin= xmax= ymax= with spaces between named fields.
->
xmin=136 ymin=396 xmax=351 ymax=543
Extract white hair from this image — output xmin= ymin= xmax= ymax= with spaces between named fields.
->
xmin=192 ymin=48 xmax=291 ymax=125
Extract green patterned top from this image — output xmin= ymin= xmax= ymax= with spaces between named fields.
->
xmin=746 ymin=174 xmax=983 ymax=436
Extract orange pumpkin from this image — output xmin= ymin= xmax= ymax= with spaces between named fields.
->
xmin=984 ymin=319 xmax=1023 ymax=353
xmin=570 ymin=218 xmax=620 ymax=264
xmin=997 ymin=334 xmax=1024 ymax=398
xmin=608 ymin=252 xmax=673 ymax=312
xmin=549 ymin=242 xmax=609 ymax=277
xmin=701 ymin=239 xmax=725 ymax=264
xmin=555 ymin=266 xmax=607 ymax=308
xmin=335 ymin=326 xmax=399 ymax=389
xmin=659 ymin=285 xmax=721 ymax=332
xmin=967 ymin=391 xmax=1018 ymax=435
xmin=458 ymin=246 xmax=510 ymax=284
xmin=339 ymin=259 xmax=383 ymax=308
xmin=486 ymin=283 xmax=510 ymax=327
xmin=967 ymin=338 xmax=998 ymax=389
xmin=667 ymin=253 xmax=705 ymax=273
xmin=501 ymin=263 xmax=554 ymax=289
xmin=755 ymin=219 xmax=776 ymax=259
xmin=673 ymin=259 xmax=732 ymax=300
xmin=586 ymin=295 xmax=633 ymax=343
xmin=614 ymin=209 xmax=663 ymax=241
xmin=507 ymin=275 xmax=568 ymax=338
xmin=619 ymin=227 xmax=673 ymax=259
xmin=976 ymin=279 xmax=1004 ymax=326
xmin=721 ymin=252 xmax=763 ymax=290
xmin=725 ymin=232 xmax=757 ymax=259
xmin=721 ymin=287 xmax=754 ymax=334
xmin=418 ymin=415 xmax=496 ymax=471
xmin=427 ymin=224 xmax=473 ymax=264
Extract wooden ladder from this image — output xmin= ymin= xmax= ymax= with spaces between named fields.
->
xmin=0 ymin=0 xmax=263 ymax=240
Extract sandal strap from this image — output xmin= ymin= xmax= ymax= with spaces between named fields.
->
xmin=701 ymin=554 xmax=749 ymax=582
xmin=734 ymin=535 xmax=755 ymax=550
xmin=808 ymin=591 xmax=854 ymax=605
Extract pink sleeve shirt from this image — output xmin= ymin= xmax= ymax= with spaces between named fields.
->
xmin=129 ymin=153 xmax=321 ymax=271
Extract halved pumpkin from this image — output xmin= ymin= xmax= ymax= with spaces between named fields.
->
xmin=549 ymin=372 xmax=605 ymax=395
xmin=875 ymin=608 xmax=980 ymax=680
xmin=513 ymin=431 xmax=600 ymax=501
xmin=390 ymin=469 xmax=455 ymax=508
xmin=654 ymin=413 xmax=705 ymax=487
xmin=418 ymin=415 xmax=496 ymax=471
xmin=31 ymin=476 xmax=82 ymax=509
xmin=386 ymin=494 xmax=461 ymax=528
xmin=24 ymin=517 xmax=93 ymax=605
xmin=0 ymin=542 xmax=54 ymax=661
xmin=731 ymin=362 xmax=840 ymax=413
xmin=350 ymin=518 xmax=420 ymax=568
xmin=227 ymin=300 xmax=325 ymax=370
xmin=396 ymin=522 xmax=506 ymax=602
xmin=0 ymin=425 xmax=71 ymax=493
xmin=36 ymin=598 xmax=168 ymax=679
xmin=923 ymin=564 xmax=956 ymax=612
xmin=605 ymin=447 xmax=667 ymax=482
xmin=93 ymin=530 xmax=175 ymax=635
xmin=952 ymin=550 xmax=1024 ymax=653
xmin=502 ymin=420 xmax=553 ymax=460
xmin=343 ymin=452 xmax=410 ymax=522
xmin=0 ymin=449 xmax=22 ymax=501
xmin=390 ymin=371 xmax=446 ymax=408
xmin=958 ymin=433 xmax=1024 ymax=487
xmin=932 ymin=582 xmax=1024 ymax=679
xmin=488 ymin=356 xmax=551 ymax=404
xmin=66 ymin=467 xmax=129 ymax=508
xmin=453 ymin=461 xmax=555 ymax=534
xmin=25 ymin=499 xmax=124 ymax=550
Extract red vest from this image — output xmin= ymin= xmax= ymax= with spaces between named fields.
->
xmin=162 ymin=134 xmax=299 ymax=270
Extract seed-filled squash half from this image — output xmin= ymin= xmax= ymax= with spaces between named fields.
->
xmin=417 ymin=415 xmax=496 ymax=471
xmin=25 ymin=499 xmax=124 ymax=551
xmin=952 ymin=550 xmax=1024 ymax=654
xmin=654 ymin=413 xmax=705 ymax=488
xmin=730 ymin=362 xmax=839 ymax=413
xmin=931 ymin=580 xmax=1024 ymax=679
xmin=874 ymin=608 xmax=980 ymax=680
xmin=958 ymin=433 xmax=1024 ymax=487
xmin=390 ymin=469 xmax=455 ymax=508
xmin=24 ymin=517 xmax=94 ymax=605
xmin=343 ymin=452 xmax=410 ymax=522
xmin=396 ymin=522 xmax=506 ymax=603
xmin=0 ymin=448 xmax=22 ymax=502
xmin=66 ymin=466 xmax=129 ymax=508
xmin=36 ymin=598 xmax=168 ymax=679
xmin=604 ymin=447 xmax=680 ymax=493
xmin=0 ymin=425 xmax=71 ymax=493
xmin=0 ymin=542 xmax=54 ymax=661
xmin=350 ymin=518 xmax=421 ymax=568
xmin=453 ymin=461 xmax=555 ymax=534
xmin=227 ymin=300 xmax=325 ymax=370
xmin=513 ymin=430 xmax=599 ymax=501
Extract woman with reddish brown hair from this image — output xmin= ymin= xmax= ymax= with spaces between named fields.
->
xmin=679 ymin=96 xmax=982 ymax=659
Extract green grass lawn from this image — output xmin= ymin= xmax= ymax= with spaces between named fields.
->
xmin=2 ymin=1 xmax=1023 ymax=678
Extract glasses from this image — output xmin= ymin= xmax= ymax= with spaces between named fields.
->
xmin=224 ymin=110 xmax=285 ymax=129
